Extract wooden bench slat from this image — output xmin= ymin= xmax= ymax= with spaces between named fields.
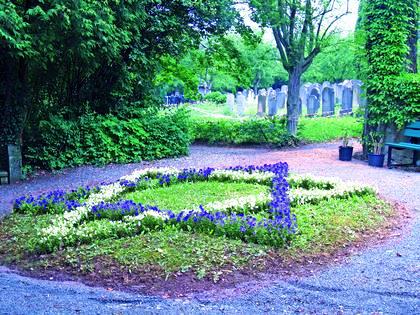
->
xmin=385 ymin=142 xmax=420 ymax=151
xmin=406 ymin=121 xmax=420 ymax=130
xmin=403 ymin=129 xmax=420 ymax=138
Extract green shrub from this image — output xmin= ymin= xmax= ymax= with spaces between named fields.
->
xmin=204 ymin=91 xmax=227 ymax=104
xmin=190 ymin=116 xmax=298 ymax=146
xmin=26 ymin=108 xmax=191 ymax=169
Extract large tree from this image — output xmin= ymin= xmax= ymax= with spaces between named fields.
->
xmin=248 ymin=0 xmax=350 ymax=135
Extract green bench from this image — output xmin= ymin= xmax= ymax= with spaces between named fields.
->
xmin=385 ymin=121 xmax=420 ymax=168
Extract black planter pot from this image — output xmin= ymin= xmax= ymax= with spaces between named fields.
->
xmin=339 ymin=146 xmax=353 ymax=161
xmin=368 ymin=153 xmax=385 ymax=167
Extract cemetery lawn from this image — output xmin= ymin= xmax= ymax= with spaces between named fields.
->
xmin=0 ymin=179 xmax=393 ymax=295
xmin=298 ymin=115 xmax=363 ymax=143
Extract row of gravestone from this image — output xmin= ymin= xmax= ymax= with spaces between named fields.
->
xmin=226 ymin=80 xmax=365 ymax=117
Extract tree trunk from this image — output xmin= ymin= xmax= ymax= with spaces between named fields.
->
xmin=286 ymin=67 xmax=302 ymax=135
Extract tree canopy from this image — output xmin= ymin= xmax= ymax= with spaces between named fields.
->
xmin=0 ymin=0 xmax=240 ymax=147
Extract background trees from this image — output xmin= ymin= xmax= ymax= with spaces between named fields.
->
xmin=0 ymin=0 xmax=240 ymax=149
xmin=155 ymin=34 xmax=287 ymax=98
xmin=248 ymin=0 xmax=350 ymax=135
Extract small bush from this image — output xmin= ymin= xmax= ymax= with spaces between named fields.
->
xmin=26 ymin=108 xmax=191 ymax=170
xmin=190 ymin=116 xmax=298 ymax=147
xmin=204 ymin=91 xmax=227 ymax=104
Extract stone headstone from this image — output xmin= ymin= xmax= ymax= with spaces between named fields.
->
xmin=341 ymin=86 xmax=353 ymax=114
xmin=352 ymin=80 xmax=362 ymax=108
xmin=236 ymin=92 xmax=246 ymax=116
xmin=276 ymin=90 xmax=286 ymax=110
xmin=299 ymin=84 xmax=311 ymax=109
xmin=267 ymin=89 xmax=278 ymax=116
xmin=281 ymin=85 xmax=288 ymax=93
xmin=334 ymin=83 xmax=344 ymax=105
xmin=307 ymin=95 xmax=319 ymax=116
xmin=257 ymin=89 xmax=267 ymax=116
xmin=322 ymin=87 xmax=335 ymax=116
xmin=307 ymin=88 xmax=321 ymax=116
xmin=242 ymin=89 xmax=248 ymax=99
xmin=226 ymin=93 xmax=235 ymax=112
xmin=322 ymin=81 xmax=331 ymax=90
xmin=0 ymin=144 xmax=22 ymax=184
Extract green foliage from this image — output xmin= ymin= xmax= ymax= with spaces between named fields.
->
xmin=359 ymin=0 xmax=419 ymax=128
xmin=204 ymin=92 xmax=227 ymax=104
xmin=366 ymin=73 xmax=420 ymax=128
xmin=156 ymin=34 xmax=287 ymax=96
xmin=298 ymin=116 xmax=363 ymax=143
xmin=303 ymin=35 xmax=357 ymax=83
xmin=190 ymin=115 xmax=362 ymax=145
xmin=0 ymin=0 xmax=240 ymax=153
xmin=123 ymin=181 xmax=269 ymax=212
xmin=26 ymin=108 xmax=191 ymax=170
xmin=190 ymin=117 xmax=298 ymax=146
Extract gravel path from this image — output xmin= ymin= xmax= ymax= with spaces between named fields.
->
xmin=0 ymin=143 xmax=419 ymax=314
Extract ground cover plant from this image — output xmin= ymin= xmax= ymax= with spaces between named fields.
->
xmin=0 ymin=163 xmax=392 ymax=290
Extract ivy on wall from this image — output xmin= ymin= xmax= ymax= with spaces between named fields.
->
xmin=359 ymin=0 xmax=419 ymax=129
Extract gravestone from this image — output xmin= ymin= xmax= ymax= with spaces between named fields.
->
xmin=257 ymin=89 xmax=267 ymax=116
xmin=267 ymin=89 xmax=278 ymax=116
xmin=307 ymin=95 xmax=319 ymax=116
xmin=276 ymin=90 xmax=286 ymax=110
xmin=236 ymin=91 xmax=246 ymax=116
xmin=334 ymin=83 xmax=343 ymax=105
xmin=307 ymin=88 xmax=321 ymax=116
xmin=0 ymin=144 xmax=22 ymax=184
xmin=226 ymin=93 xmax=235 ymax=112
xmin=352 ymin=80 xmax=362 ymax=108
xmin=281 ymin=85 xmax=288 ymax=93
xmin=299 ymin=84 xmax=311 ymax=109
xmin=341 ymin=87 xmax=353 ymax=114
xmin=322 ymin=87 xmax=335 ymax=116
xmin=246 ymin=89 xmax=255 ymax=108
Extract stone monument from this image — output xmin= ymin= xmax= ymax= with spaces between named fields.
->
xmin=0 ymin=144 xmax=22 ymax=184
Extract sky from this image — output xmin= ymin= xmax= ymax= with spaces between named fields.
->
xmin=238 ymin=0 xmax=360 ymax=42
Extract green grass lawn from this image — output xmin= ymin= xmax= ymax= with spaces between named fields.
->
xmin=298 ymin=115 xmax=363 ymax=143
xmin=123 ymin=181 xmax=269 ymax=211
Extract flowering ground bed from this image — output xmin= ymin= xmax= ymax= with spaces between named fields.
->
xmin=0 ymin=162 xmax=394 ymax=295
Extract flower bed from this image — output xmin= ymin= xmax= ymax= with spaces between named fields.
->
xmin=2 ymin=162 xmax=393 ymax=287
xmin=13 ymin=163 xmax=376 ymax=255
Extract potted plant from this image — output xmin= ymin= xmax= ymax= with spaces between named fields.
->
xmin=367 ymin=132 xmax=385 ymax=167
xmin=339 ymin=130 xmax=353 ymax=161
